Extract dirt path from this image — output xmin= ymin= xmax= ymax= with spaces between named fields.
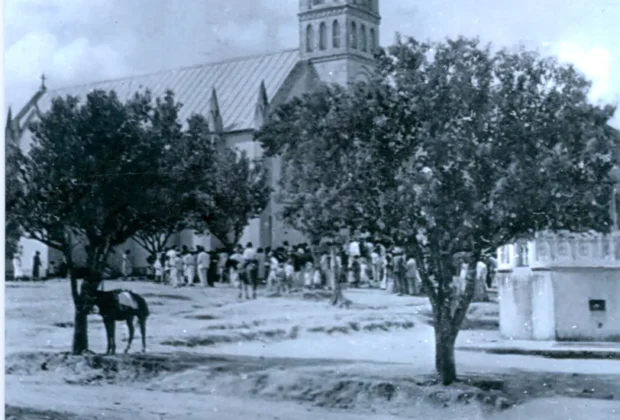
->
xmin=6 ymin=282 xmax=620 ymax=419
xmin=7 ymin=377 xmax=462 ymax=420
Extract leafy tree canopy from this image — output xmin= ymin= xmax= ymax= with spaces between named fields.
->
xmin=193 ymin=148 xmax=271 ymax=251
xmin=256 ymin=36 xmax=619 ymax=384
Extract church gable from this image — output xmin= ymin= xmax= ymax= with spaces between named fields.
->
xmin=32 ymin=49 xmax=301 ymax=133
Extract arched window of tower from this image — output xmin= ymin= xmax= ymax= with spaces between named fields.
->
xmin=306 ymin=24 xmax=314 ymax=52
xmin=369 ymin=28 xmax=376 ymax=53
xmin=319 ymin=22 xmax=327 ymax=50
xmin=350 ymin=21 xmax=357 ymax=49
xmin=360 ymin=25 xmax=367 ymax=52
xmin=332 ymin=20 xmax=341 ymax=48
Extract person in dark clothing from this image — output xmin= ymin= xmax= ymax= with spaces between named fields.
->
xmin=207 ymin=251 xmax=218 ymax=287
xmin=32 ymin=251 xmax=42 ymax=280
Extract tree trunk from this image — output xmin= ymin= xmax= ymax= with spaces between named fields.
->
xmin=70 ymin=246 xmax=107 ymax=355
xmin=434 ymin=317 xmax=458 ymax=385
xmin=72 ymin=303 xmax=90 ymax=354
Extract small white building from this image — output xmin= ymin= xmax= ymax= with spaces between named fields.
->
xmin=497 ymin=231 xmax=620 ymax=341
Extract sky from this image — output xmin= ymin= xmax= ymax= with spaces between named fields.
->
xmin=5 ymin=0 xmax=620 ymax=126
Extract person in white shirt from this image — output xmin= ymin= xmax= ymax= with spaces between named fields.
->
xmin=267 ymin=251 xmax=280 ymax=291
xmin=183 ymin=249 xmax=196 ymax=285
xmin=166 ymin=248 xmax=178 ymax=287
xmin=406 ymin=257 xmax=420 ymax=295
xmin=347 ymin=239 xmax=361 ymax=283
xmin=197 ymin=246 xmax=210 ymax=287
xmin=348 ymin=239 xmax=361 ymax=259
xmin=12 ymin=249 xmax=23 ymax=281
xmin=154 ymin=258 xmax=163 ymax=283
xmin=242 ymin=242 xmax=257 ymax=265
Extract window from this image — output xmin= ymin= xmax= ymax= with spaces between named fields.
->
xmin=516 ymin=242 xmax=529 ymax=267
xmin=332 ymin=20 xmax=341 ymax=48
xmin=319 ymin=22 xmax=327 ymax=50
xmin=360 ymin=24 xmax=367 ymax=51
xmin=369 ymin=28 xmax=376 ymax=52
xmin=312 ymin=0 xmax=325 ymax=5
xmin=350 ymin=21 xmax=357 ymax=49
xmin=306 ymin=24 xmax=314 ymax=52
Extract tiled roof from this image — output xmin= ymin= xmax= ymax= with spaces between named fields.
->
xmin=36 ymin=49 xmax=300 ymax=132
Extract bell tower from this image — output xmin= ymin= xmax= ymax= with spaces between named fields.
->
xmin=299 ymin=0 xmax=381 ymax=86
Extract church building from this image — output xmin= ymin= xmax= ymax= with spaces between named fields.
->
xmin=6 ymin=0 xmax=383 ymax=276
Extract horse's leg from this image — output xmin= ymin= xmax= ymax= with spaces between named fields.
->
xmin=138 ymin=316 xmax=147 ymax=353
xmin=104 ymin=319 xmax=113 ymax=355
xmin=252 ymin=270 xmax=258 ymax=299
xmin=237 ymin=272 xmax=243 ymax=299
xmin=110 ymin=321 xmax=117 ymax=355
xmin=124 ymin=316 xmax=135 ymax=354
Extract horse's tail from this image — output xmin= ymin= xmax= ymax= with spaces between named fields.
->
xmin=131 ymin=292 xmax=150 ymax=318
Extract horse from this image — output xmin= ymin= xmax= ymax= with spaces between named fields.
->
xmin=238 ymin=261 xmax=259 ymax=300
xmin=89 ymin=289 xmax=150 ymax=355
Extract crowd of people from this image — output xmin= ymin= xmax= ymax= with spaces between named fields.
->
xmin=137 ymin=236 xmax=497 ymax=296
xmin=10 ymin=235 xmax=496 ymax=295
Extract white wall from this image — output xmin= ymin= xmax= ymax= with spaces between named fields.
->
xmin=552 ymin=268 xmax=620 ymax=341
xmin=499 ymin=269 xmax=534 ymax=340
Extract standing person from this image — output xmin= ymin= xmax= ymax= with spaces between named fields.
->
xmin=351 ymin=256 xmax=361 ymax=288
xmin=242 ymin=242 xmax=258 ymax=279
xmin=218 ymin=249 xmax=229 ymax=283
xmin=166 ymin=248 xmax=177 ymax=287
xmin=121 ymin=250 xmax=133 ymax=281
xmin=197 ymin=246 xmax=210 ymax=287
xmin=159 ymin=250 xmax=170 ymax=284
xmin=32 ymin=251 xmax=42 ymax=281
xmin=154 ymin=256 xmax=163 ymax=283
xmin=347 ymin=237 xmax=360 ymax=284
xmin=289 ymin=246 xmax=301 ymax=288
xmin=12 ymin=249 xmax=23 ymax=281
xmin=266 ymin=250 xmax=279 ymax=291
xmin=146 ymin=254 xmax=158 ymax=279
xmin=207 ymin=251 xmax=218 ymax=287
xmin=256 ymin=248 xmax=266 ymax=284
xmin=370 ymin=246 xmax=380 ymax=285
xmin=184 ymin=248 xmax=196 ymax=286
xmin=228 ymin=246 xmax=243 ymax=287
xmin=393 ymin=247 xmax=407 ymax=295
xmin=406 ymin=256 xmax=420 ymax=295
xmin=175 ymin=249 xmax=184 ymax=286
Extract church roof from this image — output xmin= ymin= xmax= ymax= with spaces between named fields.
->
xmin=36 ymin=48 xmax=300 ymax=132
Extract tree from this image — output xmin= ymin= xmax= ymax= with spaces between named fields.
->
xmin=132 ymin=96 xmax=216 ymax=258
xmin=12 ymin=89 xmax=212 ymax=354
xmin=256 ymin=36 xmax=619 ymax=385
xmin=6 ymin=140 xmax=24 ymax=260
xmin=195 ymin=148 xmax=271 ymax=251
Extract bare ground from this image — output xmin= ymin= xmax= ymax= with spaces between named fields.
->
xmin=5 ymin=280 xmax=620 ymax=419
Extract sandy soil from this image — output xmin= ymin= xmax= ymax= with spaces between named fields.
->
xmin=5 ymin=280 xmax=620 ymax=419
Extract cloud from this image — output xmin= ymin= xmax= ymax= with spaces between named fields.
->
xmin=557 ymin=42 xmax=612 ymax=102
xmin=5 ymin=0 xmax=131 ymax=107
xmin=5 ymin=31 xmax=131 ymax=107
